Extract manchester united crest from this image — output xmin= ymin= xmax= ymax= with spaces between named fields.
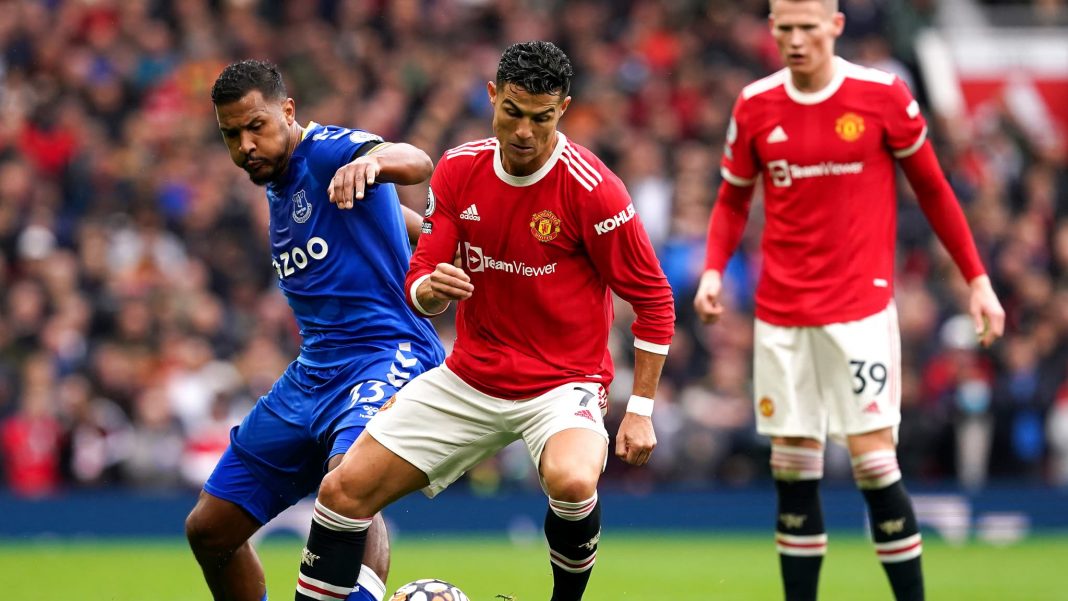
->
xmin=835 ymin=112 xmax=865 ymax=142
xmin=759 ymin=396 xmax=775 ymax=418
xmin=530 ymin=210 xmax=562 ymax=242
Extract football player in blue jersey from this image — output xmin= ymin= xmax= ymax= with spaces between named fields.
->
xmin=185 ymin=59 xmax=445 ymax=601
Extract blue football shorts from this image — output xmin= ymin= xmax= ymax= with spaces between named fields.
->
xmin=204 ymin=346 xmax=429 ymax=524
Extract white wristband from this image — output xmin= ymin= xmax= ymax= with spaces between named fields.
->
xmin=626 ymin=395 xmax=655 ymax=416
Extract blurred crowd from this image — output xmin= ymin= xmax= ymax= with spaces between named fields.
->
xmin=1 ymin=0 xmax=1066 ymax=499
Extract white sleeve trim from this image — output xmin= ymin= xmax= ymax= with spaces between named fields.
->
xmin=720 ymin=166 xmax=757 ymax=187
xmin=892 ymin=125 xmax=928 ymax=159
xmin=634 ymin=338 xmax=670 ymax=355
xmin=410 ymin=274 xmax=448 ymax=316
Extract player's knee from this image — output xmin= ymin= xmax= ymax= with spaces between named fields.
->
xmin=184 ymin=507 xmax=233 ymax=555
xmin=770 ymin=443 xmax=824 ymax=481
xmin=851 ymin=449 xmax=902 ymax=489
xmin=543 ymin=471 xmax=599 ymax=503
xmin=318 ymin=467 xmax=372 ymax=516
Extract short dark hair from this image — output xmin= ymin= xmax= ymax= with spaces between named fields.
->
xmin=211 ymin=59 xmax=286 ymax=105
xmin=495 ymin=41 xmax=573 ymax=97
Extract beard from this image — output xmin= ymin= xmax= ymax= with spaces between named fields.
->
xmin=245 ymin=161 xmax=277 ymax=186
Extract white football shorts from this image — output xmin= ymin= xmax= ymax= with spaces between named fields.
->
xmin=753 ymin=301 xmax=901 ymax=443
xmin=366 ymin=365 xmax=609 ymax=497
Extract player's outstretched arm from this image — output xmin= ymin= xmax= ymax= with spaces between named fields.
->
xmin=329 ymin=142 xmax=433 ymax=209
xmin=615 ymin=348 xmax=666 ymax=467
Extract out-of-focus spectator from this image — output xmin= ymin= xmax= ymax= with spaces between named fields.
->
xmin=0 ymin=1 xmax=1064 ymax=495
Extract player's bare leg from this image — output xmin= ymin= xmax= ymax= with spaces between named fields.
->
xmin=186 ymin=454 xmax=391 ymax=601
xmin=770 ymin=436 xmax=826 ymax=601
xmin=186 ymin=492 xmax=266 ymax=601
xmin=296 ymin=428 xmax=429 ymax=601
xmin=847 ymin=427 xmax=924 ymax=601
xmin=326 ymin=454 xmax=390 ymax=601
xmin=540 ymin=428 xmax=608 ymax=601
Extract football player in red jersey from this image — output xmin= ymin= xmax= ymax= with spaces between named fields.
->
xmin=293 ymin=42 xmax=674 ymax=601
xmin=694 ymin=1 xmax=1004 ymax=600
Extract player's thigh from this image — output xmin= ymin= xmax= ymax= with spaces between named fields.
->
xmin=819 ymin=302 xmax=901 ymax=439
xmin=323 ymin=429 xmax=430 ymax=514
xmin=367 ymin=365 xmax=518 ymax=498
xmin=753 ymin=319 xmax=827 ymax=440
xmin=222 ymin=368 xmax=326 ymax=516
xmin=513 ymin=382 xmax=609 ymax=495
xmin=195 ymin=449 xmax=274 ymax=541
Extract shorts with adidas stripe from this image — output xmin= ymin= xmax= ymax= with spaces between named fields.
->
xmin=367 ymin=364 xmax=609 ymax=498
xmin=753 ymin=301 xmax=901 ymax=443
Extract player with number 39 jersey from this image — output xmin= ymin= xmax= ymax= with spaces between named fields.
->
xmin=693 ymin=3 xmax=1005 ymax=601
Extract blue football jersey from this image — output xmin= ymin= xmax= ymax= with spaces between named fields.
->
xmin=264 ymin=122 xmax=444 ymax=368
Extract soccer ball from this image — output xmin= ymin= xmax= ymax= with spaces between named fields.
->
xmin=389 ymin=578 xmax=470 ymax=601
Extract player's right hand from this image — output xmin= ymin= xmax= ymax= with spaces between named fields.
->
xmin=427 ymin=262 xmax=474 ymax=302
xmin=693 ymin=269 xmax=725 ymax=324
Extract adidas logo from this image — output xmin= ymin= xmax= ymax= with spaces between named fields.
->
xmin=460 ymin=204 xmax=480 ymax=221
xmin=862 ymin=401 xmax=881 ymax=415
xmin=767 ymin=125 xmax=789 ymax=144
xmin=574 ymin=409 xmax=595 ymax=422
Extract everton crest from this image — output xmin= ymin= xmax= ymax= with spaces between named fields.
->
xmin=292 ymin=189 xmax=312 ymax=223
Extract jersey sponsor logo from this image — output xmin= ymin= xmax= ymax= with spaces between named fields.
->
xmin=424 ymin=187 xmax=436 ymax=217
xmin=767 ymin=125 xmax=789 ymax=143
xmin=292 ymin=189 xmax=312 ymax=223
xmin=594 ymin=203 xmax=636 ymax=235
xmin=421 ymin=221 xmax=433 ymax=234
xmin=767 ymin=159 xmax=865 ymax=187
xmin=835 ymin=112 xmax=866 ymax=142
xmin=273 ymin=236 xmax=329 ymax=279
xmin=530 ymin=210 xmax=561 ymax=242
xmin=464 ymin=242 xmax=557 ymax=277
xmin=460 ymin=203 xmax=480 ymax=221
xmin=759 ymin=396 xmax=775 ymax=417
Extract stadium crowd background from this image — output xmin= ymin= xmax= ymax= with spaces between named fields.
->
xmin=0 ymin=0 xmax=1066 ymax=500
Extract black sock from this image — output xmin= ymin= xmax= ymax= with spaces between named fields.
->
xmin=862 ymin=481 xmax=924 ymax=601
xmin=775 ymin=479 xmax=826 ymax=601
xmin=295 ymin=501 xmax=370 ymax=601
xmin=545 ymin=496 xmax=601 ymax=601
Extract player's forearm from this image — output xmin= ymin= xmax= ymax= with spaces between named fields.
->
xmin=367 ymin=142 xmax=434 ymax=185
xmin=413 ymin=276 xmax=450 ymax=316
xmin=704 ymin=180 xmax=753 ymax=272
xmin=631 ymin=347 xmax=667 ymax=400
xmin=900 ymin=143 xmax=985 ymax=282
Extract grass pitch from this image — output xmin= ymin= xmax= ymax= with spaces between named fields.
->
xmin=1 ymin=533 xmax=1064 ymax=600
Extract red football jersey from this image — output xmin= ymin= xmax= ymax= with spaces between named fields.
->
xmin=407 ymin=133 xmax=675 ymax=400
xmin=715 ymin=58 xmax=931 ymax=326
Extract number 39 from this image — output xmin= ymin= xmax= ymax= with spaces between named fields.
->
xmin=849 ymin=359 xmax=888 ymax=395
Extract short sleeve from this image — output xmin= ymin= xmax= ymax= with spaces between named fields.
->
xmin=720 ymin=96 xmax=760 ymax=187
xmin=884 ymin=78 xmax=928 ymax=159
xmin=304 ymin=125 xmax=384 ymax=177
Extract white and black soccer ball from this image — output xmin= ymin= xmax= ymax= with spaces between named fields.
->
xmin=389 ymin=578 xmax=470 ymax=601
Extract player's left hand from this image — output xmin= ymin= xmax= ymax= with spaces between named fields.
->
xmin=329 ymin=156 xmax=382 ymax=209
xmin=968 ymin=274 xmax=1006 ymax=348
xmin=615 ymin=413 xmax=656 ymax=466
